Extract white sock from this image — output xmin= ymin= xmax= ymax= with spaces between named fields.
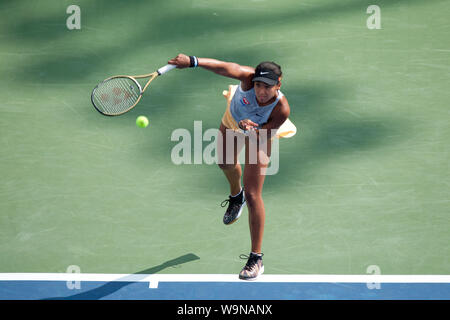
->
xmin=231 ymin=187 xmax=243 ymax=198
xmin=251 ymin=252 xmax=262 ymax=257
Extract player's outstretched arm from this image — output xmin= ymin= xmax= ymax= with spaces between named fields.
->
xmin=168 ymin=53 xmax=254 ymax=84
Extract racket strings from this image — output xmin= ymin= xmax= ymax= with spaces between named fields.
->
xmin=92 ymin=77 xmax=141 ymax=115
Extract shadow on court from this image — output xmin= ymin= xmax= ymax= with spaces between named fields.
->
xmin=4 ymin=0 xmax=438 ymax=84
xmin=0 ymin=0 xmax=431 ymax=136
xmin=1 ymin=0 xmax=438 ymax=278
xmin=42 ymin=253 xmax=200 ymax=300
xmin=166 ymin=81 xmax=410 ymax=194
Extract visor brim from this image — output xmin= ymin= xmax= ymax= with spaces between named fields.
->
xmin=252 ymin=77 xmax=278 ymax=86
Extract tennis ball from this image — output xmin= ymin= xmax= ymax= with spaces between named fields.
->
xmin=136 ymin=116 xmax=149 ymax=128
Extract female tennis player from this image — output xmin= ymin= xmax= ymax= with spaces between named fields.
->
xmin=168 ymin=54 xmax=290 ymax=280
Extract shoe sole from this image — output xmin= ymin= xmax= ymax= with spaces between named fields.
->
xmin=225 ymin=199 xmax=246 ymax=225
xmin=239 ymin=265 xmax=264 ymax=281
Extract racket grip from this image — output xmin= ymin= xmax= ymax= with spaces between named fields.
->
xmin=157 ymin=64 xmax=177 ymax=75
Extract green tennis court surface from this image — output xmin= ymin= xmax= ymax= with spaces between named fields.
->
xmin=0 ymin=0 xmax=449 ymax=299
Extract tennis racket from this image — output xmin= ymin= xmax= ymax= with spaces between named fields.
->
xmin=91 ymin=64 xmax=176 ymax=116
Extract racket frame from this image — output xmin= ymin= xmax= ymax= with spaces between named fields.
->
xmin=91 ymin=64 xmax=176 ymax=116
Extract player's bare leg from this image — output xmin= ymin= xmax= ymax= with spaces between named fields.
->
xmin=244 ymin=132 xmax=271 ymax=253
xmin=218 ymin=122 xmax=246 ymax=225
xmin=239 ymin=131 xmax=271 ymax=280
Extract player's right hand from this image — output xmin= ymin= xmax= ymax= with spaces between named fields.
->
xmin=168 ymin=53 xmax=191 ymax=69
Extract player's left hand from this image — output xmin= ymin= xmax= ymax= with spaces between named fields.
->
xmin=239 ymin=119 xmax=259 ymax=131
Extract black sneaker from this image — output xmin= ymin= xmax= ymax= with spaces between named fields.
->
xmin=239 ymin=253 xmax=264 ymax=280
xmin=221 ymin=189 xmax=246 ymax=225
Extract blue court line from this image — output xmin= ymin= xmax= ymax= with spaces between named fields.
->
xmin=1 ymin=281 xmax=449 ymax=300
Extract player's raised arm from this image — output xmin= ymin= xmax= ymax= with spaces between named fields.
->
xmin=168 ymin=53 xmax=254 ymax=84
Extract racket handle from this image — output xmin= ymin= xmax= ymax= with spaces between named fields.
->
xmin=157 ymin=64 xmax=177 ymax=75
